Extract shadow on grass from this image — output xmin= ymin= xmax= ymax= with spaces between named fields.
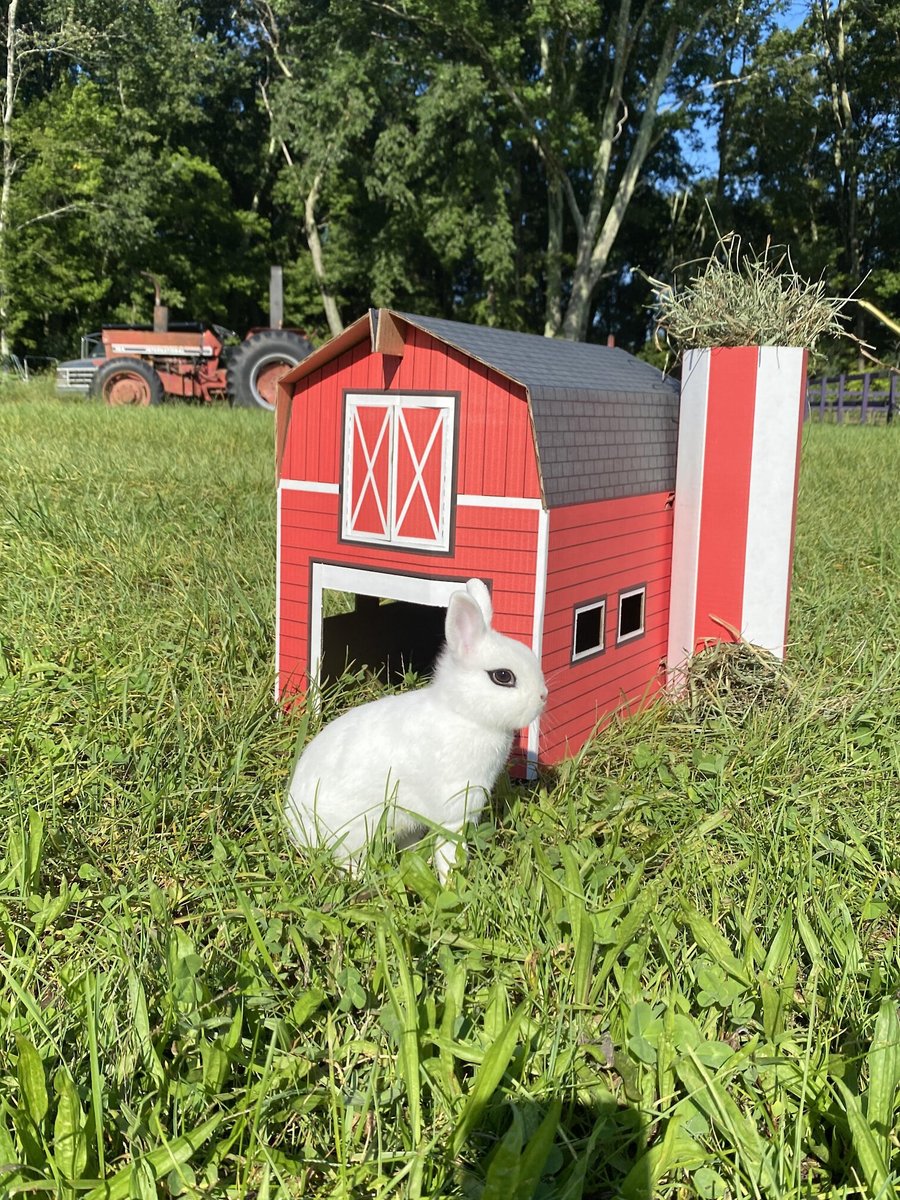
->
xmin=455 ymin=1092 xmax=653 ymax=1199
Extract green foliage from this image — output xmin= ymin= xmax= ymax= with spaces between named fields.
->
xmin=710 ymin=1 xmax=900 ymax=364
xmin=7 ymin=82 xmax=118 ymax=346
xmin=3 ymin=2 xmax=900 ymax=360
xmin=0 ymin=393 xmax=899 ymax=1196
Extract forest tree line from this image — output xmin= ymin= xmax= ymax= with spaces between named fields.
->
xmin=2 ymin=0 xmax=898 ymax=367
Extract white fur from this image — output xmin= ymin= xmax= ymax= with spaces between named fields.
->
xmin=284 ymin=578 xmax=547 ymax=882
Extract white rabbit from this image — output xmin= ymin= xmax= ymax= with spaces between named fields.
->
xmin=284 ymin=578 xmax=547 ymax=882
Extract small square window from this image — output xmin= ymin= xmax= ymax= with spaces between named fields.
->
xmin=572 ymin=598 xmax=606 ymax=662
xmin=617 ymin=587 xmax=646 ymax=642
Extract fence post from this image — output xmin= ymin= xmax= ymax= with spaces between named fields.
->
xmin=860 ymin=373 xmax=870 ymax=424
xmin=889 ymin=373 xmax=896 ymax=425
xmin=819 ymin=376 xmax=828 ymax=421
xmin=836 ymin=374 xmax=846 ymax=423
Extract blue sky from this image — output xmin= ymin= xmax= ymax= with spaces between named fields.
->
xmin=679 ymin=1 xmax=810 ymax=177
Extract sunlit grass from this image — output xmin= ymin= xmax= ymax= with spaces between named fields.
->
xmin=1 ymin=391 xmax=899 ymax=1197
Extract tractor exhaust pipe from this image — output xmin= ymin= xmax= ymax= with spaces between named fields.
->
xmin=141 ymin=271 xmax=168 ymax=332
xmin=269 ymin=265 xmax=284 ymax=330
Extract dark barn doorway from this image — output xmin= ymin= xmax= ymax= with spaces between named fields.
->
xmin=320 ymin=591 xmax=446 ymax=686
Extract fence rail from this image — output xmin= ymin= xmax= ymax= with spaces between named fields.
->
xmin=807 ymin=370 xmax=896 ymax=424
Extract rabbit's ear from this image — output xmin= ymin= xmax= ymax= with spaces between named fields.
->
xmin=446 ymin=590 xmax=488 ymax=658
xmin=465 ymin=578 xmax=493 ymax=626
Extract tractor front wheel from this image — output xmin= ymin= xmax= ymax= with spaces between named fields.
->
xmin=91 ymin=358 xmax=164 ymax=407
xmin=226 ymin=330 xmax=313 ymax=411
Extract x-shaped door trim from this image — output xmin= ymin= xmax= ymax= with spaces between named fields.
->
xmin=348 ymin=405 xmax=391 ymax=538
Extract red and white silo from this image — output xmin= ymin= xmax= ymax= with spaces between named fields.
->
xmin=667 ymin=345 xmax=809 ymax=674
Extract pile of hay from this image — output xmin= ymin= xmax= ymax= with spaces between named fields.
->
xmin=670 ymin=640 xmax=797 ymax=724
xmin=648 ymin=234 xmax=849 ymax=357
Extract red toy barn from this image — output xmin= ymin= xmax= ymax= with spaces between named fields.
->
xmin=275 ymin=309 xmax=680 ymax=768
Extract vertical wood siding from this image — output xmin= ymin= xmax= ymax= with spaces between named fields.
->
xmin=540 ymin=492 xmax=674 ymax=764
xmin=278 ymin=490 xmax=541 ymax=692
xmin=282 ymin=328 xmax=541 ymax=500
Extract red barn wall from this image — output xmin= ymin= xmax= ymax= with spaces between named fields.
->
xmin=540 ymin=492 xmax=674 ymax=764
xmin=278 ymin=491 xmax=541 ymax=691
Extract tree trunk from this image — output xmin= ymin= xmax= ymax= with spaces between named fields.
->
xmin=1 ymin=0 xmax=20 ymax=357
xmin=543 ymin=175 xmax=563 ymax=336
xmin=304 ymin=170 xmax=344 ymax=338
xmin=559 ymin=19 xmax=681 ymax=341
xmin=252 ymin=4 xmax=345 ymax=339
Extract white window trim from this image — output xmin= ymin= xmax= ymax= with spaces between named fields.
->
xmin=342 ymin=393 xmax=455 ymax=552
xmin=617 ymin=586 xmax=646 ymax=644
xmin=572 ymin=598 xmax=606 ymax=662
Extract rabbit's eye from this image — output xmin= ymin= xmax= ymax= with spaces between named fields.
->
xmin=488 ymin=668 xmax=516 ymax=688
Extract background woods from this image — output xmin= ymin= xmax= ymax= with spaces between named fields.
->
xmin=1 ymin=0 xmax=898 ymax=365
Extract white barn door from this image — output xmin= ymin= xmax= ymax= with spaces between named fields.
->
xmin=342 ymin=393 xmax=454 ymax=552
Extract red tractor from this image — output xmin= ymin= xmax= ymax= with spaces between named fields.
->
xmin=56 ymin=323 xmax=312 ymax=411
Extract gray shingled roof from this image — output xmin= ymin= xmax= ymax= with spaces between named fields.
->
xmin=399 ymin=312 xmax=680 ymax=508
xmin=400 ymin=312 xmax=672 ymax=395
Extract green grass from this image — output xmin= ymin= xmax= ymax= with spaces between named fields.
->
xmin=1 ymin=385 xmax=899 ymax=1198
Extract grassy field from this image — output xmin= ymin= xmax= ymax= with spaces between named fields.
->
xmin=1 ymin=383 xmax=898 ymax=1199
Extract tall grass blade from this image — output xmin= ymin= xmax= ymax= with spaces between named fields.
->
xmin=52 ymin=1068 xmax=88 ymax=1181
xmin=15 ymin=1035 xmax=49 ymax=1126
xmin=676 ymin=1054 xmax=779 ymax=1197
xmin=515 ymin=1098 xmax=562 ymax=1200
xmin=376 ymin=923 xmax=422 ymax=1145
xmin=449 ymin=1004 xmax=525 ymax=1158
xmin=833 ymin=1078 xmax=895 ymax=1199
xmin=82 ymin=1115 xmax=223 ymax=1200
xmin=866 ymin=999 xmax=900 ymax=1153
xmin=481 ymin=1108 xmax=524 ymax=1199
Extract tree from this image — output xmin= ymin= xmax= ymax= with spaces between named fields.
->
xmin=1 ymin=0 xmax=20 ymax=354
xmin=719 ymin=2 xmax=900 ymax=363
xmin=811 ymin=0 xmax=900 ymax=348
xmin=1 ymin=0 xmax=82 ymax=354
xmin=4 ymin=1 xmax=276 ymax=355
xmin=373 ymin=0 xmax=788 ymax=341
xmin=250 ymin=0 xmax=382 ymax=337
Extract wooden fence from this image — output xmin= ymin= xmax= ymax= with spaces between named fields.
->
xmin=807 ymin=371 xmax=897 ymax=424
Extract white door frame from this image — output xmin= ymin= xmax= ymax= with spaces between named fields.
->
xmin=309 ymin=564 xmax=462 ymax=687
xmin=308 ymin=561 xmax=544 ymax=777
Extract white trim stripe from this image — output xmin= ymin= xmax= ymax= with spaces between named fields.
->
xmin=527 ymin=506 xmax=550 ymax=775
xmin=457 ymin=493 xmax=544 ymax=510
xmin=276 ymin=483 xmax=543 ymax=509
xmin=741 ymin=347 xmax=806 ymax=658
xmin=279 ymin=479 xmax=340 ymax=494
xmin=667 ymin=347 xmax=710 ymax=675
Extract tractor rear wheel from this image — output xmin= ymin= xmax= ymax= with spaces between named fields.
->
xmin=91 ymin=358 xmax=164 ymax=407
xmin=226 ymin=330 xmax=312 ymax=411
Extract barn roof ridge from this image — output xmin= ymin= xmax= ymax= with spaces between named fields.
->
xmin=396 ymin=311 xmax=675 ymax=396
xmin=277 ymin=308 xmax=677 ymax=400
xmin=276 ymin=309 xmax=680 ymax=508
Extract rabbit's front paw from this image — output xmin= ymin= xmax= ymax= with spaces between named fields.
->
xmin=433 ymin=837 xmax=466 ymax=886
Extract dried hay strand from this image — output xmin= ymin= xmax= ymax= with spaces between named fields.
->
xmin=647 ymin=233 xmax=850 ymax=359
xmin=670 ymin=639 xmax=797 ymax=725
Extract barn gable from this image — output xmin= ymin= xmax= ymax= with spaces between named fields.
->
xmin=278 ymin=310 xmax=680 ymax=509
